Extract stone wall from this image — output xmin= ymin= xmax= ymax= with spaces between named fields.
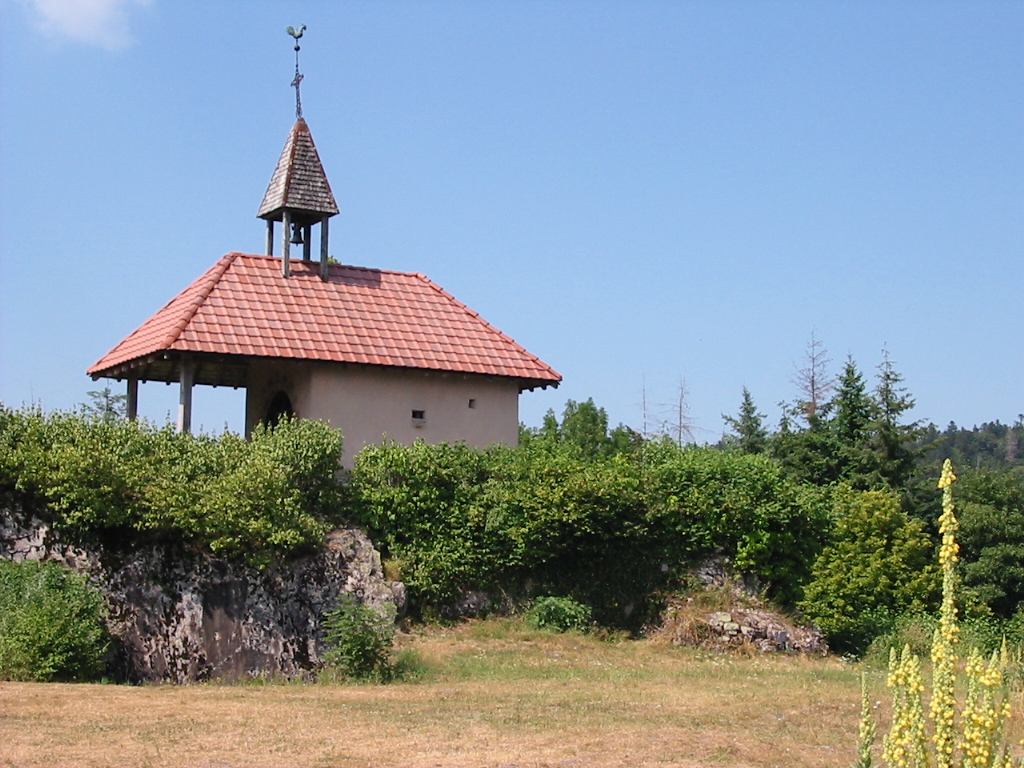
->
xmin=1 ymin=503 xmax=405 ymax=683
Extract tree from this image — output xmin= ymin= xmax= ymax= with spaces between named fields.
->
xmin=540 ymin=409 xmax=560 ymax=441
xmin=641 ymin=378 xmax=695 ymax=445
xmin=955 ymin=468 xmax=1024 ymax=618
xmin=771 ymin=333 xmax=841 ymax=484
xmin=609 ymin=424 xmax=644 ymax=455
xmin=774 ymin=351 xmax=928 ymax=494
xmin=790 ymin=331 xmax=834 ymax=424
xmin=559 ymin=399 xmax=612 ymax=457
xmin=831 ymin=357 xmax=876 ymax=488
xmin=798 ymin=487 xmax=939 ymax=655
xmin=722 ymin=387 xmax=768 ymax=454
xmin=869 ymin=350 xmax=924 ymax=490
xmin=669 ymin=378 xmax=695 ymax=445
xmin=1006 ymin=414 xmax=1023 ymax=464
xmin=523 ymin=398 xmax=638 ymax=458
xmin=81 ymin=386 xmax=126 ymax=423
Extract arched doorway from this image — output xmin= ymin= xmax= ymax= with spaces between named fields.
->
xmin=265 ymin=390 xmax=294 ymax=427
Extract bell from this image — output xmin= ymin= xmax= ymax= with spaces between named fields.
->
xmin=290 ymin=223 xmax=304 ymax=245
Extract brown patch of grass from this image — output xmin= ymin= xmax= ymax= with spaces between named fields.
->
xmin=1 ymin=620 xmax=1017 ymax=768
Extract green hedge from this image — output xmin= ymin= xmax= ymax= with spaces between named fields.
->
xmin=4 ymin=403 xmax=949 ymax=643
xmin=0 ymin=406 xmax=345 ymax=567
xmin=642 ymin=441 xmax=831 ymax=606
xmin=351 ymin=438 xmax=829 ymax=624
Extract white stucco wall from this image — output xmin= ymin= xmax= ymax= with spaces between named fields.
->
xmin=245 ymin=360 xmax=521 ymax=466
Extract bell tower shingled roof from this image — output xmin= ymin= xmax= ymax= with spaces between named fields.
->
xmin=258 ymin=25 xmax=337 ymax=279
xmin=257 ymin=117 xmax=339 ymax=224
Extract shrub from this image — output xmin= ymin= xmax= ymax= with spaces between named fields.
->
xmin=352 ymin=440 xmax=503 ymax=605
xmin=322 ymin=594 xmax=396 ymax=682
xmin=352 ymin=438 xmax=829 ymax=625
xmin=190 ymin=418 xmax=343 ymax=565
xmin=864 ymin=612 xmax=939 ymax=664
xmin=353 ymin=439 xmax=657 ymax=624
xmin=798 ymin=487 xmax=939 ymax=656
xmin=525 ymin=596 xmax=592 ymax=632
xmin=478 ymin=442 xmax=651 ymax=625
xmin=0 ymin=560 xmax=109 ymax=682
xmin=642 ymin=441 xmax=830 ymax=605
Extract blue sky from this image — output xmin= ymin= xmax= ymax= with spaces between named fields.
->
xmin=1 ymin=1 xmax=1021 ymax=440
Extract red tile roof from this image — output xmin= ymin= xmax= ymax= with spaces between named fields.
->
xmin=88 ymin=253 xmax=561 ymax=388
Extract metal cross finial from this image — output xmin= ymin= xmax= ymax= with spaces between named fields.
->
xmin=286 ymin=25 xmax=306 ymax=119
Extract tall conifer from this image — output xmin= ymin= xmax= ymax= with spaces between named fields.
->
xmin=722 ymin=387 xmax=769 ymax=454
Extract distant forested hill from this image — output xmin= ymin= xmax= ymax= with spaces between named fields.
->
xmin=917 ymin=418 xmax=1024 ymax=473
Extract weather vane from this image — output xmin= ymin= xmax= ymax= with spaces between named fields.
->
xmin=286 ymin=25 xmax=306 ymax=119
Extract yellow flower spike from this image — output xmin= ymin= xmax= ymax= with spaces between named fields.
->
xmin=873 ymin=462 xmax=1017 ymax=768
xmin=938 ymin=459 xmax=957 ymax=489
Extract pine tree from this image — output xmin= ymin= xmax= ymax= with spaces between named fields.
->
xmin=871 ymin=350 xmax=924 ymax=490
xmin=831 ymin=357 xmax=877 ymax=488
xmin=82 ymin=386 xmax=127 ymax=423
xmin=722 ymin=387 xmax=769 ymax=454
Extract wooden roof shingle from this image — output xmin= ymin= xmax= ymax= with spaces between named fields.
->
xmin=257 ymin=118 xmax=339 ymax=222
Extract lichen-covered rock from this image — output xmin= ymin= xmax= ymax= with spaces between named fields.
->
xmin=1 ymin=506 xmax=404 ymax=683
xmin=655 ymin=588 xmax=827 ymax=655
xmin=702 ymin=606 xmax=826 ymax=654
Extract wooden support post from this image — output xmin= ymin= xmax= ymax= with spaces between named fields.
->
xmin=281 ymin=211 xmax=292 ymax=277
xmin=265 ymin=219 xmax=274 ymax=256
xmin=320 ymin=216 xmax=330 ymax=281
xmin=302 ymin=225 xmax=312 ymax=261
xmin=126 ymin=377 xmax=138 ymax=422
xmin=177 ymin=358 xmax=194 ymax=435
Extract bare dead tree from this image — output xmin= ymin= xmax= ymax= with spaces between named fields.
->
xmin=673 ymin=377 xmax=696 ymax=445
xmin=1007 ymin=415 xmax=1022 ymax=464
xmin=651 ymin=377 xmax=696 ymax=445
xmin=790 ymin=330 xmax=834 ymax=423
xmin=641 ymin=374 xmax=650 ymax=440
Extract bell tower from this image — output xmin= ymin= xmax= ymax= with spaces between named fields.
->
xmin=257 ymin=25 xmax=339 ymax=279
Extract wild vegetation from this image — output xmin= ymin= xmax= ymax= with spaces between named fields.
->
xmin=0 ymin=407 xmax=345 ymax=566
xmin=351 ymin=436 xmax=827 ymax=626
xmin=321 ymin=593 xmax=399 ymax=682
xmin=855 ymin=461 xmax=1021 ymax=768
xmin=0 ymin=340 xmax=1021 ymax=678
xmin=0 ymin=559 xmax=109 ymax=682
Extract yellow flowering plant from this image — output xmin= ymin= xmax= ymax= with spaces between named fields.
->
xmin=858 ymin=460 xmax=1018 ymax=768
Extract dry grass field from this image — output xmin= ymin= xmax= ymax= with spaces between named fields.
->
xmin=2 ymin=620 xmax=1019 ymax=768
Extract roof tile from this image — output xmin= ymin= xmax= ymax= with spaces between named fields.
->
xmin=88 ymin=253 xmax=561 ymax=386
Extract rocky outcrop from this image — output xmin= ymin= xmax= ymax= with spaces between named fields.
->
xmin=656 ymin=595 xmax=827 ymax=655
xmin=1 ymin=505 xmax=404 ymax=683
xmin=652 ymin=557 xmax=828 ymax=654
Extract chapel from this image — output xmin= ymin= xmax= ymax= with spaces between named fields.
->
xmin=88 ymin=31 xmax=560 ymax=466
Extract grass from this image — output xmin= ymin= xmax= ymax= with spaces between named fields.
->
xmin=2 ymin=618 xmax=1020 ymax=768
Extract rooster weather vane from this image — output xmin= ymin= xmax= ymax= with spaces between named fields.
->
xmin=286 ymin=25 xmax=306 ymax=119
